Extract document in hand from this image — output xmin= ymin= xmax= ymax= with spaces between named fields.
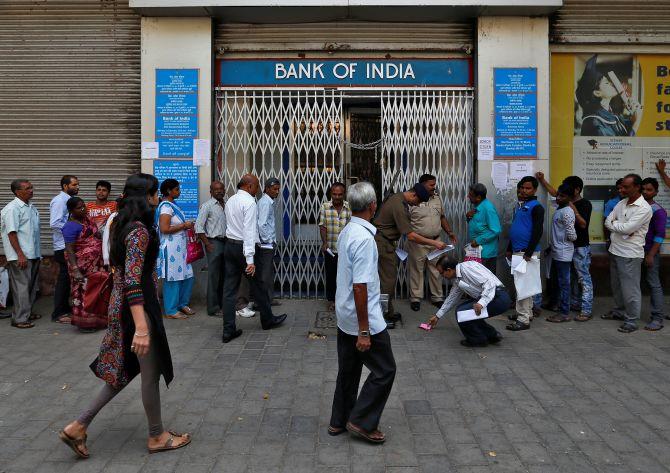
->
xmin=260 ymin=243 xmax=275 ymax=250
xmin=395 ymin=248 xmax=409 ymax=261
xmin=426 ymin=245 xmax=455 ymax=261
xmin=456 ymin=307 xmax=489 ymax=323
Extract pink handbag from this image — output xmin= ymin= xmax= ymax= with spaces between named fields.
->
xmin=186 ymin=229 xmax=204 ymax=264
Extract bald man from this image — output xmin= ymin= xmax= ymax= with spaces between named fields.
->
xmin=195 ymin=181 xmax=227 ymax=317
xmin=222 ymin=174 xmax=286 ymax=343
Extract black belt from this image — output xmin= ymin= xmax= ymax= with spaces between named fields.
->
xmin=227 ymin=238 xmax=243 ymax=244
xmin=212 ymin=237 xmax=226 ymax=242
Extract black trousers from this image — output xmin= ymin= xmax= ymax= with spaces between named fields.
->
xmin=457 ymin=288 xmax=511 ymax=344
xmin=324 ymin=252 xmax=338 ymax=302
xmin=222 ymin=241 xmax=274 ymax=336
xmin=256 ymin=245 xmax=275 ymax=304
xmin=205 ymin=239 xmax=226 ymax=315
xmin=330 ymin=329 xmax=396 ymax=432
xmin=51 ymin=249 xmax=71 ymax=320
xmin=482 ymin=257 xmax=497 ymax=276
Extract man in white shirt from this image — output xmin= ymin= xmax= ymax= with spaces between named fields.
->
xmin=329 ymin=182 xmax=396 ymax=445
xmin=195 ymin=181 xmax=227 ymax=317
xmin=221 ymin=174 xmax=286 ymax=343
xmin=1 ymin=180 xmax=41 ymax=328
xmin=256 ymin=177 xmax=280 ymax=307
xmin=426 ymin=258 xmax=511 ymax=347
xmin=602 ymin=173 xmax=652 ymax=333
xmin=49 ymin=175 xmax=79 ymax=323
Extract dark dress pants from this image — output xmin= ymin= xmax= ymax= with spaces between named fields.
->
xmin=324 ymin=251 xmax=338 ymax=302
xmin=330 ymin=329 xmax=396 ymax=432
xmin=256 ymin=245 xmax=275 ymax=304
xmin=222 ymin=241 xmax=274 ymax=336
xmin=457 ymin=288 xmax=511 ymax=344
xmin=205 ymin=239 xmax=226 ymax=315
xmin=51 ymin=249 xmax=71 ymax=320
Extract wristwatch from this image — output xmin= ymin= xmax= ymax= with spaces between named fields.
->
xmin=358 ymin=330 xmax=370 ymax=337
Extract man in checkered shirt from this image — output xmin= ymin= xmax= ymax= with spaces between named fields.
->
xmin=319 ymin=182 xmax=352 ymax=311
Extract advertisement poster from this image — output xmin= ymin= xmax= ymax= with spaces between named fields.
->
xmin=551 ymin=54 xmax=670 ymax=243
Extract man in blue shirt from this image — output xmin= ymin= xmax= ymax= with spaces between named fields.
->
xmin=329 ymin=181 xmax=396 ymax=444
xmin=1 ymin=180 xmax=41 ymax=328
xmin=49 ymin=175 xmax=79 ymax=323
xmin=257 ymin=177 xmax=280 ymax=307
xmin=466 ymin=183 xmax=501 ymax=274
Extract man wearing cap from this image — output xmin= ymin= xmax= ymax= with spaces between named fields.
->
xmin=257 ymin=177 xmax=281 ymax=306
xmin=374 ymin=184 xmax=447 ymax=328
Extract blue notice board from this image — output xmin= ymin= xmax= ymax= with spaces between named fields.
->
xmin=153 ymin=160 xmax=199 ymax=220
xmin=155 ymin=69 xmax=198 ymax=158
xmin=494 ymin=68 xmax=537 ymax=158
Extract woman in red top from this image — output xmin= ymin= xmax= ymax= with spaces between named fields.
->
xmin=59 ymin=174 xmax=191 ymax=458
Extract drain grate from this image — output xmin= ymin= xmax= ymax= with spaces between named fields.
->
xmin=314 ymin=311 xmax=337 ymax=329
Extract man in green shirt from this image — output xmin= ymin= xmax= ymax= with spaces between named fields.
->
xmin=466 ymin=183 xmax=501 ymax=274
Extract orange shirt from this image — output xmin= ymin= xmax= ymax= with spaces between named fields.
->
xmin=86 ymin=201 xmax=117 ymax=229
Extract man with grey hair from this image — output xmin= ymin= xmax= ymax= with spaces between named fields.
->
xmin=257 ymin=177 xmax=281 ymax=306
xmin=1 ymin=179 xmax=41 ymax=328
xmin=329 ymin=181 xmax=396 ymax=444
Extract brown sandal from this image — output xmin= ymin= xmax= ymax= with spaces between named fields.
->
xmin=164 ymin=313 xmax=188 ymax=320
xmin=179 ymin=306 xmax=195 ymax=316
xmin=328 ymin=425 xmax=347 ymax=436
xmin=346 ymin=422 xmax=386 ymax=444
xmin=148 ymin=430 xmax=191 ymax=454
xmin=58 ymin=430 xmax=89 ymax=459
xmin=11 ymin=322 xmax=34 ymax=329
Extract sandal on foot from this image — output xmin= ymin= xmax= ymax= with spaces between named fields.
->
xmin=148 ymin=431 xmax=191 ymax=454
xmin=346 ymin=422 xmax=386 ymax=444
xmin=328 ymin=425 xmax=347 ymax=436
xmin=574 ymin=313 xmax=592 ymax=322
xmin=56 ymin=316 xmax=72 ymax=324
xmin=617 ymin=324 xmax=638 ymax=333
xmin=164 ymin=313 xmax=188 ymax=320
xmin=546 ymin=314 xmax=572 ymax=323
xmin=644 ymin=320 xmax=663 ymax=331
xmin=11 ymin=322 xmax=34 ymax=329
xmin=178 ymin=306 xmax=195 ymax=316
xmin=58 ymin=430 xmax=89 ymax=459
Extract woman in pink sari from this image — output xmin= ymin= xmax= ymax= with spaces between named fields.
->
xmin=63 ymin=197 xmax=106 ymax=332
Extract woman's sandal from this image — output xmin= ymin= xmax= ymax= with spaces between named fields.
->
xmin=148 ymin=431 xmax=191 ymax=454
xmin=164 ymin=313 xmax=188 ymax=320
xmin=179 ymin=306 xmax=195 ymax=316
xmin=327 ymin=425 xmax=347 ymax=436
xmin=11 ymin=322 xmax=34 ymax=329
xmin=58 ymin=430 xmax=89 ymax=459
xmin=346 ymin=422 xmax=386 ymax=444
xmin=57 ymin=316 xmax=72 ymax=324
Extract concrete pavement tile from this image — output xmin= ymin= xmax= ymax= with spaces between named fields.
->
xmin=445 ymin=444 xmax=487 ymax=466
xmin=403 ymin=400 xmax=432 ymax=416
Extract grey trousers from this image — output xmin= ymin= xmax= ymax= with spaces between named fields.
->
xmin=205 ymin=239 xmax=226 ymax=315
xmin=256 ymin=245 xmax=275 ymax=303
xmin=609 ymin=253 xmax=643 ymax=326
xmin=643 ymin=253 xmax=665 ymax=321
xmin=8 ymin=259 xmax=40 ymax=324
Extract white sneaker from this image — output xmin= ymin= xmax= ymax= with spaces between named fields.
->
xmin=236 ymin=307 xmax=256 ymax=318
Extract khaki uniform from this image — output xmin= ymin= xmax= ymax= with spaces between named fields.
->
xmin=373 ymin=193 xmax=412 ymax=316
xmin=407 ymin=195 xmax=444 ymax=303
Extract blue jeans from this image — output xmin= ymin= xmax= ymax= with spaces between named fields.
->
xmin=644 ymin=253 xmax=665 ymax=322
xmin=571 ymin=246 xmax=593 ymax=315
xmin=554 ymin=260 xmax=571 ymax=316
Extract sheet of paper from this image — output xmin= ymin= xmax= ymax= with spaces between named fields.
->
xmin=509 ymin=161 xmax=534 ymax=180
xmin=395 ymin=248 xmax=408 ymax=262
xmin=259 ymin=243 xmax=274 ymax=250
xmin=141 ymin=141 xmax=159 ymax=160
xmin=426 ymin=245 xmax=455 ymax=261
xmin=326 ymin=248 xmax=335 ymax=257
xmin=456 ymin=307 xmax=489 ymax=323
xmin=477 ymin=137 xmax=494 ymax=161
xmin=491 ymin=162 xmax=509 ymax=190
xmin=193 ymin=138 xmax=211 ymax=166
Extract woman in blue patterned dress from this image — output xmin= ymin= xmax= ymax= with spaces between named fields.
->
xmin=58 ymin=174 xmax=191 ymax=458
xmin=156 ymin=178 xmax=196 ymax=319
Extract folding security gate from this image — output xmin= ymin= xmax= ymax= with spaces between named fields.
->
xmin=215 ymin=88 xmax=473 ymax=298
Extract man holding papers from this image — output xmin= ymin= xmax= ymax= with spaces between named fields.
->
xmin=426 ymin=258 xmax=511 ymax=347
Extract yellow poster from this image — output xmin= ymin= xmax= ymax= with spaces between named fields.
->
xmin=551 ymin=53 xmax=670 ymax=243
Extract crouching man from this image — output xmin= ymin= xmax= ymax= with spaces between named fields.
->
xmin=426 ymin=258 xmax=512 ymax=347
xmin=329 ymin=182 xmax=396 ymax=444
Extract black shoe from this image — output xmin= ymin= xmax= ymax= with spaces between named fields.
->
xmin=0 ymin=312 xmax=11 ymax=319
xmin=506 ymin=321 xmax=530 ymax=331
xmin=460 ymin=339 xmax=488 ymax=348
xmin=262 ymin=313 xmax=287 ymax=330
xmin=488 ymin=333 xmax=503 ymax=344
xmin=410 ymin=302 xmax=420 ymax=312
xmin=222 ymin=329 xmax=243 ymax=343
xmin=385 ymin=319 xmax=396 ymax=329
xmin=617 ymin=323 xmax=638 ymax=333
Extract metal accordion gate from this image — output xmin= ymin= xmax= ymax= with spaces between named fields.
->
xmin=215 ymin=88 xmax=473 ymax=299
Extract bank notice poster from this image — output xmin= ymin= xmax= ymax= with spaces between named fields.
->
xmin=551 ymin=53 xmax=670 ymax=243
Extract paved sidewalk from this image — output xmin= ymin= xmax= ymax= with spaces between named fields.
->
xmin=1 ymin=296 xmax=670 ymax=473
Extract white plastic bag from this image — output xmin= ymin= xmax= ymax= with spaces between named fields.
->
xmin=512 ymin=256 xmax=542 ymax=300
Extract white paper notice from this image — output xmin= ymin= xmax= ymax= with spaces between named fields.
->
xmin=491 ymin=162 xmax=509 ymax=190
xmin=395 ymin=248 xmax=409 ymax=262
xmin=141 ymin=142 xmax=159 ymax=160
xmin=193 ymin=139 xmax=211 ymax=166
xmin=477 ymin=137 xmax=494 ymax=161
xmin=326 ymin=248 xmax=335 ymax=257
xmin=456 ymin=307 xmax=489 ymax=323
xmin=509 ymin=161 xmax=534 ymax=180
